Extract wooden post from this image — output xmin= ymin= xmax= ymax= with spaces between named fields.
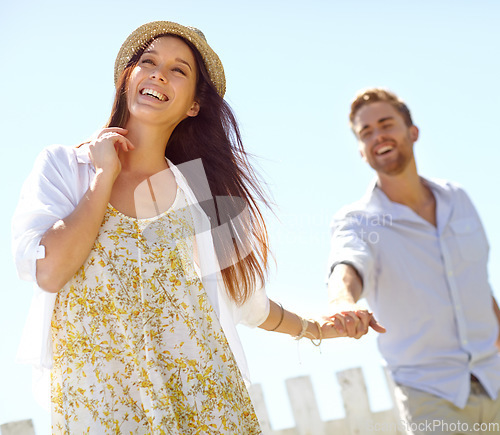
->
xmin=248 ymin=383 xmax=274 ymax=435
xmin=0 ymin=420 xmax=35 ymax=435
xmin=286 ymin=376 xmax=326 ymax=435
xmin=337 ymin=367 xmax=374 ymax=434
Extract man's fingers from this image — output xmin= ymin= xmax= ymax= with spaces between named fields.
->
xmin=352 ymin=309 xmax=386 ymax=335
xmin=355 ymin=310 xmax=371 ymax=331
xmin=369 ymin=316 xmax=387 ymax=333
xmin=332 ymin=316 xmax=346 ymax=335
xmin=327 ymin=309 xmax=386 ymax=338
xmin=344 ymin=310 xmax=378 ymax=338
xmin=324 ymin=315 xmax=346 ymax=335
xmin=341 ymin=311 xmax=361 ymax=338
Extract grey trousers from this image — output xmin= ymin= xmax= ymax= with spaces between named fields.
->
xmin=393 ymin=382 xmax=500 ymax=434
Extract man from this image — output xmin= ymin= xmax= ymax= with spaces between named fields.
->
xmin=328 ymin=88 xmax=500 ymax=433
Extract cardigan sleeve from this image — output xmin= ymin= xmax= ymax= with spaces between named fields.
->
xmin=233 ymin=284 xmax=270 ymax=328
xmin=13 ymin=145 xmax=92 ymax=378
xmin=12 ymin=145 xmax=85 ymax=283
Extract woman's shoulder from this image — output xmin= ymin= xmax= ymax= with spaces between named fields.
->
xmin=38 ymin=143 xmax=84 ymax=162
xmin=33 ymin=143 xmax=91 ymax=173
xmin=26 ymin=144 xmax=92 ymax=195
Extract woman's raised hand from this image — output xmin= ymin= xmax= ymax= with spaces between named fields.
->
xmin=88 ymin=128 xmax=135 ymax=180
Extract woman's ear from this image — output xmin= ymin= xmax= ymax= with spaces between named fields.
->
xmin=187 ymin=101 xmax=200 ymax=118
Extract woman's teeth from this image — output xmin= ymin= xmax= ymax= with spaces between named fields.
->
xmin=141 ymin=88 xmax=167 ymax=101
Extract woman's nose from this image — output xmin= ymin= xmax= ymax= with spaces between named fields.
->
xmin=150 ymin=69 xmax=167 ymax=82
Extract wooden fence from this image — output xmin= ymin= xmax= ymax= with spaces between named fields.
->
xmin=0 ymin=420 xmax=35 ymax=435
xmin=1 ymin=367 xmax=402 ymax=435
xmin=249 ymin=367 xmax=403 ymax=435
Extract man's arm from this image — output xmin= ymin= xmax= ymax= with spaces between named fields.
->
xmin=328 ymin=263 xmax=364 ymax=307
xmin=328 ymin=263 xmax=386 ymax=338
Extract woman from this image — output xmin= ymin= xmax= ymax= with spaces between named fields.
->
xmin=12 ymin=21 xmax=370 ymax=434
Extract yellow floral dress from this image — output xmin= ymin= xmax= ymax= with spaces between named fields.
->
xmin=51 ymin=189 xmax=261 ymax=434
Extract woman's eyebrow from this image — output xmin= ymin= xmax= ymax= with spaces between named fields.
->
xmin=143 ymin=49 xmax=193 ymax=71
xmin=175 ymin=58 xmax=193 ymax=71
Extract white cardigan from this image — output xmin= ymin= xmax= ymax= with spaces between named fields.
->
xmin=12 ymin=143 xmax=270 ymax=406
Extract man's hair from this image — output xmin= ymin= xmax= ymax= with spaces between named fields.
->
xmin=349 ymin=88 xmax=414 ymax=128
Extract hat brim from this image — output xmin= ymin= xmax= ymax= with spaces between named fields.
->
xmin=114 ymin=21 xmax=226 ymax=97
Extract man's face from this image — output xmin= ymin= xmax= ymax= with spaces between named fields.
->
xmin=352 ymin=101 xmax=419 ymax=176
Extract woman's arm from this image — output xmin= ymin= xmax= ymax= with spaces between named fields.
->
xmin=36 ymin=169 xmax=116 ymax=292
xmin=258 ymin=267 xmax=385 ymax=342
xmin=36 ymin=128 xmax=133 ymax=292
xmin=258 ymin=299 xmax=348 ymax=341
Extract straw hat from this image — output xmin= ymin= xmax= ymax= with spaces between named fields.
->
xmin=114 ymin=21 xmax=226 ymax=97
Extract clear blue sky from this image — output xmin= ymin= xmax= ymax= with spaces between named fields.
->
xmin=1 ymin=0 xmax=499 ymax=432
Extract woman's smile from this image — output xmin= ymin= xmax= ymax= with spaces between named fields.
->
xmin=140 ymin=87 xmax=168 ymax=102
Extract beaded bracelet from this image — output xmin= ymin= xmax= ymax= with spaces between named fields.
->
xmin=306 ymin=320 xmax=323 ymax=347
xmin=293 ymin=317 xmax=323 ymax=347
xmin=293 ymin=316 xmax=309 ymax=340
xmin=270 ymin=303 xmax=285 ymax=332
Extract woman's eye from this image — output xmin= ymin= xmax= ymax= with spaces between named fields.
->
xmin=141 ymin=58 xmax=155 ymax=65
xmin=173 ymin=67 xmax=186 ymax=76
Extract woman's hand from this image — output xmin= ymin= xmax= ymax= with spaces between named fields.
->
xmin=89 ymin=128 xmax=135 ymax=180
xmin=259 ymin=300 xmax=384 ymax=343
xmin=35 ymin=128 xmax=135 ymax=293
xmin=324 ymin=309 xmax=386 ymax=339
xmin=313 ymin=317 xmax=348 ymax=339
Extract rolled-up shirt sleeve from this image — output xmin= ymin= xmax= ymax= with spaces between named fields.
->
xmin=12 ymin=145 xmax=82 ymax=282
xmin=327 ymin=211 xmax=377 ymax=297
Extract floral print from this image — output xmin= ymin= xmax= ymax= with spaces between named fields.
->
xmin=51 ymin=189 xmax=261 ymax=434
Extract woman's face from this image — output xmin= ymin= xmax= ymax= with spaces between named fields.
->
xmin=126 ymin=36 xmax=200 ymax=129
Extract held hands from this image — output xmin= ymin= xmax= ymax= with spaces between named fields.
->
xmin=325 ymin=305 xmax=386 ymax=339
xmin=324 ymin=263 xmax=385 ymax=339
xmin=261 ymin=300 xmax=385 ymax=344
xmin=88 ymin=127 xmax=135 ymax=180
xmin=300 ymin=310 xmax=385 ymax=342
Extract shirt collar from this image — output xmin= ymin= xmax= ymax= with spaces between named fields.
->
xmin=364 ymin=176 xmax=453 ymax=230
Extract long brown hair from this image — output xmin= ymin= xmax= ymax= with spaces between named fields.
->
xmin=107 ymin=35 xmax=271 ymax=305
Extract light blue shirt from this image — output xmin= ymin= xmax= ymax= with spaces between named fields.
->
xmin=328 ymin=177 xmax=500 ymax=408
